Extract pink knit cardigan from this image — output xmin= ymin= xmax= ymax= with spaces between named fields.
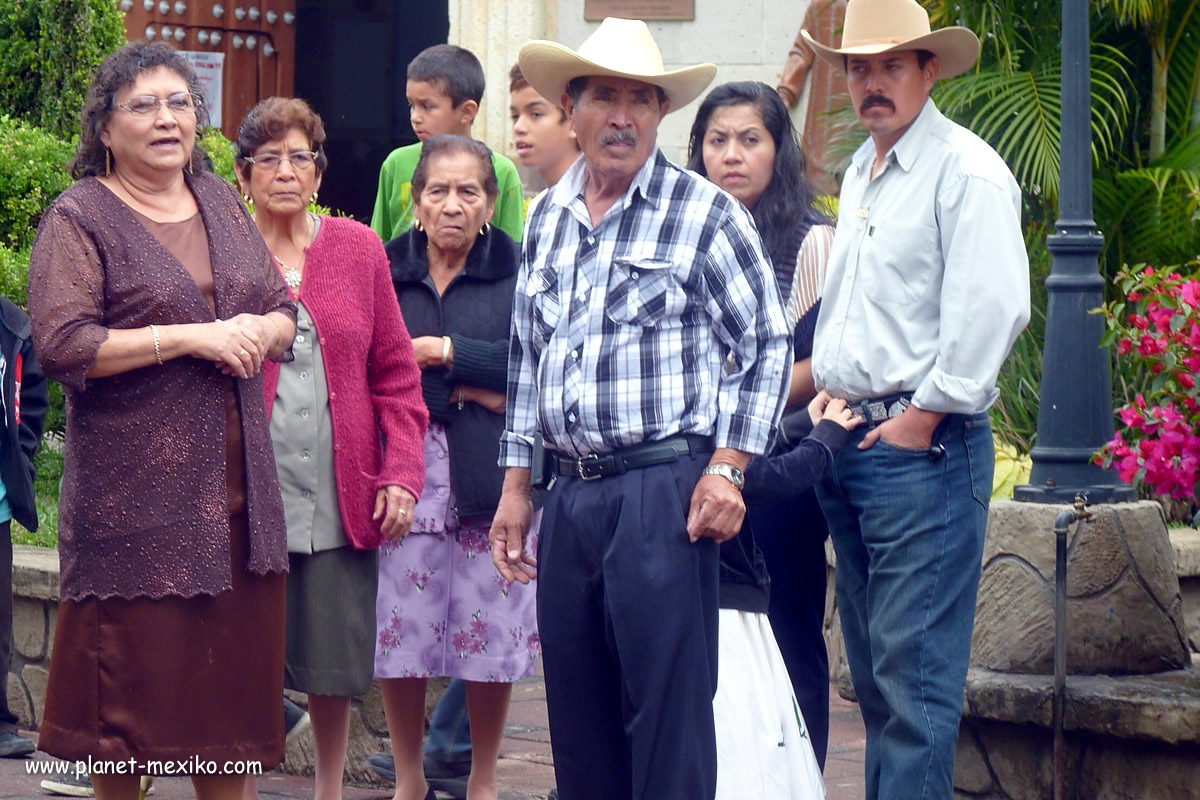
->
xmin=263 ymin=216 xmax=427 ymax=549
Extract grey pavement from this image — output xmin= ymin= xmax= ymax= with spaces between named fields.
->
xmin=0 ymin=680 xmax=865 ymax=799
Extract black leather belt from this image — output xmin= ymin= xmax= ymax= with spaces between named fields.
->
xmin=849 ymin=392 xmax=913 ymax=428
xmin=551 ymin=434 xmax=713 ymax=481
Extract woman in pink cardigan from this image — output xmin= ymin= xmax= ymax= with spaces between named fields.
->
xmin=237 ymin=98 xmax=427 ymax=800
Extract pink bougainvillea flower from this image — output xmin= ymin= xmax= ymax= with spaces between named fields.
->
xmin=1181 ymin=281 xmax=1200 ymax=309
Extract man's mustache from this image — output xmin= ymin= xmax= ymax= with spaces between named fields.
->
xmin=601 ymin=131 xmax=637 ymax=146
xmin=860 ymin=95 xmax=895 ymax=113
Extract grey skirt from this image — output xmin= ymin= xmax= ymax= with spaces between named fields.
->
xmin=285 ymin=546 xmax=378 ymax=696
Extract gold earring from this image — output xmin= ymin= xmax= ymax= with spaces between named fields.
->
xmin=480 ymin=222 xmax=490 ymax=236
xmin=414 ymin=219 xmax=424 ymax=232
xmin=105 ymin=147 xmax=111 ymax=177
xmin=309 ymin=191 xmax=318 ymax=206
xmin=187 ymin=152 xmax=194 ymax=175
xmin=242 ymin=193 xmax=254 ymax=212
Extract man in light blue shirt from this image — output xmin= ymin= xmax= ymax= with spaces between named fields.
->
xmin=802 ymin=1 xmax=1030 ymax=798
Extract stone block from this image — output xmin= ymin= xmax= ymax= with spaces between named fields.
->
xmin=1170 ymin=527 xmax=1200 ymax=577
xmin=964 ymin=667 xmax=1200 ymax=746
xmin=21 ymin=665 xmax=48 ymax=727
xmin=953 ymin=726 xmax=994 ymax=795
xmin=977 ymin=722 xmax=1054 ymax=800
xmin=1180 ymin=577 xmax=1200 ymax=653
xmin=46 ymin=602 xmax=57 ymax=661
xmin=362 ymin=680 xmax=387 ymax=737
xmin=12 ymin=546 xmax=58 ymax=601
xmin=1077 ymin=738 xmax=1200 ymax=800
xmin=973 ymin=501 xmax=1188 ymax=674
xmin=12 ymin=597 xmax=46 ymax=661
xmin=972 ymin=557 xmax=1054 ymax=672
xmin=5 ymin=672 xmax=31 ymax=730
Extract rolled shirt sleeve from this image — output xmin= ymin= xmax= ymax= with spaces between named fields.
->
xmin=911 ymin=173 xmax=1030 ymax=414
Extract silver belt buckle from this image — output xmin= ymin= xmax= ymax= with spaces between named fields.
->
xmin=887 ymin=397 xmax=911 ymax=418
xmin=866 ymin=401 xmax=887 ymax=424
xmin=577 ymin=453 xmax=603 ymax=481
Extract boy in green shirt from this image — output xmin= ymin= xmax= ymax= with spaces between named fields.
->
xmin=370 ymin=44 xmax=524 ymax=242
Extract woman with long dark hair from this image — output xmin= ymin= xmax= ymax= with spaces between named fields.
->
xmin=688 ymin=80 xmax=837 ymax=795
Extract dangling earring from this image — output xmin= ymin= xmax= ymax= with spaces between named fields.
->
xmin=414 ymin=219 xmax=424 ymax=232
xmin=309 ymin=191 xmax=318 ymax=206
xmin=105 ymin=147 xmax=111 ymax=177
xmin=242 ymin=193 xmax=254 ymax=213
xmin=479 ymin=222 xmax=490 ymax=236
xmin=187 ymin=152 xmax=194 ymax=175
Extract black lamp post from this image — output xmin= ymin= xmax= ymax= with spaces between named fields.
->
xmin=1013 ymin=0 xmax=1135 ymax=503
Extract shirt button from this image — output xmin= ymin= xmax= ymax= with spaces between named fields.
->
xmin=329 ymin=392 xmax=337 ymax=400
xmin=299 ymin=408 xmax=310 ymax=418
xmin=631 ymin=271 xmax=639 ymax=280
xmin=437 ymin=450 xmax=446 ymax=459
xmin=436 ymin=486 xmax=448 ymax=496
xmin=299 ymin=371 xmax=309 ymax=380
xmin=302 ymin=489 xmax=313 ymax=499
xmin=567 ymin=412 xmax=576 ymax=422
xmin=571 ymin=349 xmax=579 ymax=360
xmin=301 ymin=449 xmax=311 ymax=459
xmin=334 ymin=443 xmax=342 ymax=452
xmin=296 ymin=334 xmax=305 ymax=343
xmin=319 ymin=338 xmax=326 ymax=345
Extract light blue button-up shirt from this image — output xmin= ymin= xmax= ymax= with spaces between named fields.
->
xmin=812 ymin=98 xmax=1030 ymax=415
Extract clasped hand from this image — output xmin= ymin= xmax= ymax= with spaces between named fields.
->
xmin=199 ymin=314 xmax=277 ymax=379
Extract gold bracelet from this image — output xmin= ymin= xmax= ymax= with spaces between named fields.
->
xmin=267 ymin=315 xmax=284 ymax=348
xmin=149 ymin=324 xmax=162 ymax=365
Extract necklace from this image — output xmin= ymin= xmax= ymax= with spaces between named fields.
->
xmin=270 ymin=213 xmax=317 ymax=291
xmin=273 ymin=254 xmax=301 ymax=290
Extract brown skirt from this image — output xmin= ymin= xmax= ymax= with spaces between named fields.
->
xmin=38 ymin=513 xmax=286 ymax=772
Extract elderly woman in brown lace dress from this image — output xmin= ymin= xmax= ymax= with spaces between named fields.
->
xmin=27 ymin=43 xmax=295 ymax=800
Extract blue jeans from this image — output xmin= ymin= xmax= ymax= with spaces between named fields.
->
xmin=817 ymin=413 xmax=992 ymax=800
xmin=425 ymin=679 xmax=471 ymax=766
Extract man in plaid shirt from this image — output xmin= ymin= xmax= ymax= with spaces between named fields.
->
xmin=488 ymin=19 xmax=791 ymax=800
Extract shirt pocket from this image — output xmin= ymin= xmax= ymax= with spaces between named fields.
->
xmin=604 ymin=258 xmax=679 ymax=327
xmin=525 ymin=265 xmax=562 ymax=341
xmin=860 ymin=220 xmax=941 ymax=304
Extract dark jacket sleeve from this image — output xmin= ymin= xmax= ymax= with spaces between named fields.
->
xmin=17 ymin=335 xmax=47 ymax=479
xmin=742 ymin=419 xmax=850 ymax=503
xmin=445 ymin=335 xmax=509 ymax=393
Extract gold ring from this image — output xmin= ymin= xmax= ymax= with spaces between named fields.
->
xmin=239 ymin=348 xmax=247 ymax=357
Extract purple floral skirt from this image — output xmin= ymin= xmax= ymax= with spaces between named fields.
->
xmin=374 ymin=424 xmax=539 ymax=682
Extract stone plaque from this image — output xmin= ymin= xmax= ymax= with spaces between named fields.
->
xmin=585 ymin=0 xmax=695 ymax=21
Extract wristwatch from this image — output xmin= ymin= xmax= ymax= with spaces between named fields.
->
xmin=702 ymin=464 xmax=744 ymax=491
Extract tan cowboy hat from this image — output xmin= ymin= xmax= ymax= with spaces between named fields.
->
xmin=519 ymin=17 xmax=717 ymax=113
xmin=801 ymin=0 xmax=980 ymax=79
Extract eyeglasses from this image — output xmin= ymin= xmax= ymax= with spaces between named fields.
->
xmin=244 ymin=151 xmax=320 ymax=171
xmin=116 ymin=92 xmax=201 ymax=117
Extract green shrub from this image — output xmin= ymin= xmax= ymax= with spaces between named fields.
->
xmin=0 ymin=242 xmax=31 ymax=307
xmin=0 ymin=0 xmax=125 ymax=139
xmin=198 ymin=127 xmax=237 ymax=186
xmin=0 ymin=117 xmax=74 ymax=250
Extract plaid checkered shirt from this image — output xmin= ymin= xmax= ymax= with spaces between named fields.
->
xmin=499 ymin=150 xmax=791 ymax=466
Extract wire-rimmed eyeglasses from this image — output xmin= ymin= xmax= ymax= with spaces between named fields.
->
xmin=244 ymin=151 xmax=320 ymax=171
xmin=116 ymin=92 xmax=201 ymax=117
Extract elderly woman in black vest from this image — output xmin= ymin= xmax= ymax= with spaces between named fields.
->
xmin=375 ymin=135 xmax=538 ymax=800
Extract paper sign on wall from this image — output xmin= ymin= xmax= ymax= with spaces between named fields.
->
xmin=178 ymin=50 xmax=225 ymax=129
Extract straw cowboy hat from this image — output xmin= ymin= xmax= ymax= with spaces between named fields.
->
xmin=801 ymin=0 xmax=980 ymax=79
xmin=519 ymin=17 xmax=717 ymax=113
